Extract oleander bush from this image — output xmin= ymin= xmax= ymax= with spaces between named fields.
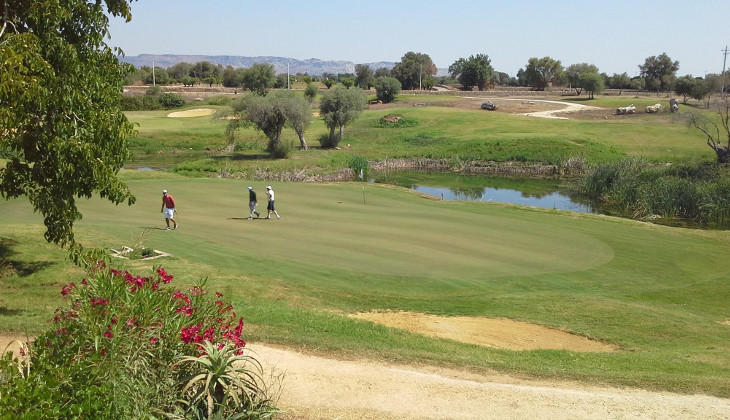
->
xmin=0 ymin=262 xmax=277 ymax=419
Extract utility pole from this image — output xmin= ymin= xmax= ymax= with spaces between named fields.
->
xmin=152 ymin=59 xmax=156 ymax=86
xmin=419 ymin=63 xmax=422 ymax=91
xmin=722 ymin=46 xmax=728 ymax=98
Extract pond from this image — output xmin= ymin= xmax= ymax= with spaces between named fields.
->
xmin=371 ymin=171 xmax=602 ymax=214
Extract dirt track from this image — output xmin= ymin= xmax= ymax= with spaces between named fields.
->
xmin=257 ymin=343 xmax=730 ymax=420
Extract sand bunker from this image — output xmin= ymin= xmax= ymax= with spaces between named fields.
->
xmin=350 ymin=311 xmax=617 ymax=352
xmin=167 ymin=108 xmax=215 ymax=118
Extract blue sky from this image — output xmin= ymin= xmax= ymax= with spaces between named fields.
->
xmin=108 ymin=0 xmax=730 ymax=77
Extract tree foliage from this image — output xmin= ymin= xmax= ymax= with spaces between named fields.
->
xmin=577 ymin=72 xmax=604 ymax=99
xmin=239 ymin=63 xmax=276 ymax=96
xmin=304 ymin=82 xmax=318 ymax=103
xmin=639 ymin=52 xmax=679 ymax=93
xmin=0 ymin=0 xmax=136 ymax=247
xmin=565 ymin=63 xmax=599 ymax=92
xmin=392 ymin=51 xmax=437 ymax=90
xmin=281 ymin=91 xmax=313 ymax=150
xmin=355 ymin=64 xmax=374 ymax=89
xmin=523 ymin=56 xmax=564 ymax=90
xmin=449 ymin=54 xmax=495 ymax=91
xmin=228 ymin=92 xmax=287 ymax=153
xmin=373 ymin=77 xmax=402 ymax=103
xmin=227 ymin=90 xmax=312 ymax=154
xmin=319 ymin=87 xmax=366 ymax=148
xmin=674 ymin=75 xmax=698 ymax=104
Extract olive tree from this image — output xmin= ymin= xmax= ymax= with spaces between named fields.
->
xmin=674 ymin=76 xmax=698 ymax=104
xmin=639 ymin=52 xmax=679 ymax=94
xmin=304 ymin=83 xmax=318 ymax=103
xmin=281 ymin=91 xmax=313 ymax=150
xmin=319 ymin=87 xmax=367 ymax=148
xmin=565 ymin=63 xmax=599 ymax=94
xmin=686 ymin=97 xmax=730 ymax=163
xmin=523 ymin=56 xmax=564 ymax=91
xmin=577 ymin=72 xmax=604 ymax=99
xmin=227 ymin=92 xmax=288 ymax=153
xmin=448 ymin=54 xmax=495 ymax=91
xmin=373 ymin=76 xmax=401 ymax=103
xmin=240 ymin=63 xmax=276 ymax=96
xmin=0 ymin=0 xmax=136 ymax=247
xmin=355 ymin=64 xmax=374 ymax=89
xmin=392 ymin=51 xmax=437 ymax=90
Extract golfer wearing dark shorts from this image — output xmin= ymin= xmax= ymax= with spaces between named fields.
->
xmin=265 ymin=185 xmax=280 ymax=220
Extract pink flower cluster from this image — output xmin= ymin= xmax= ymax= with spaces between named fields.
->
xmin=54 ymin=264 xmax=248 ymax=358
xmin=61 ymin=282 xmax=76 ymax=296
xmin=109 ymin=267 xmax=173 ymax=293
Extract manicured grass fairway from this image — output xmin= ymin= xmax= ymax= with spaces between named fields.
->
xmin=1 ymin=172 xmax=729 ymax=397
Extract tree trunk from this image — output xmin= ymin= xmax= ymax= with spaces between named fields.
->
xmin=338 ymin=126 xmax=344 ymax=146
xmin=716 ymin=146 xmax=730 ymax=163
xmin=296 ymin=129 xmax=308 ymax=150
xmin=328 ymin=126 xmax=336 ymax=147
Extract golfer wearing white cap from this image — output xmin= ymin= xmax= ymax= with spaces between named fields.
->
xmin=160 ymin=189 xmax=178 ymax=230
xmin=247 ymin=186 xmax=260 ymax=219
xmin=265 ymin=185 xmax=280 ymax=220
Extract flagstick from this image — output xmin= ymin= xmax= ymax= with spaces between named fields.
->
xmin=359 ymin=168 xmax=365 ymax=204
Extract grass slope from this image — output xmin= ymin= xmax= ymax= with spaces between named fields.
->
xmin=1 ymin=173 xmax=729 ymax=397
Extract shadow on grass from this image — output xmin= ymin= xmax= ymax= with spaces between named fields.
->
xmin=0 ymin=238 xmax=54 ymax=277
xmin=210 ymin=153 xmax=271 ymax=161
xmin=562 ymin=97 xmax=599 ymax=103
xmin=0 ymin=307 xmax=24 ymax=317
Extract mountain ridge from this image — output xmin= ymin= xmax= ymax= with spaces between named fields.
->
xmin=118 ymin=54 xmax=397 ymax=76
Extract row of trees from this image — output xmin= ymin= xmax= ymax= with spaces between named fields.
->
xmin=227 ymin=87 xmax=367 ymax=156
xmin=127 ymin=51 xmax=729 ymax=105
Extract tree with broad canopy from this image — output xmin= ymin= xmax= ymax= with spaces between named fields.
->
xmin=639 ymin=52 xmax=679 ymax=94
xmin=0 ymin=0 xmax=137 ymax=248
xmin=523 ymin=56 xmax=564 ymax=91
xmin=449 ymin=54 xmax=496 ymax=91
xmin=318 ymin=87 xmax=367 ymax=148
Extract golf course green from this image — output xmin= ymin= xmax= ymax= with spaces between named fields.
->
xmin=2 ymin=167 xmax=729 ymax=397
xmin=2 ymin=93 xmax=730 ymax=399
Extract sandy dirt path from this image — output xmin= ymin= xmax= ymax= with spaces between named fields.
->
xmin=254 ymin=344 xmax=730 ymax=420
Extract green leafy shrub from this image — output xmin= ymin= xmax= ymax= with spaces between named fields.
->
xmin=120 ymin=95 xmax=162 ymax=111
xmin=0 ymin=262 xmax=277 ymax=418
xmin=205 ymin=95 xmax=233 ymax=106
xmin=269 ymin=140 xmax=293 ymax=159
xmin=348 ymin=155 xmax=369 ymax=180
xmin=158 ymin=92 xmax=185 ymax=109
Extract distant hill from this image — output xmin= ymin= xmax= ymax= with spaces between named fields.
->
xmin=117 ymin=54 xmax=397 ymax=76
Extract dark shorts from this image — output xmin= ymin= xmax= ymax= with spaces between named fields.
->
xmin=267 ymin=200 xmax=275 ymax=211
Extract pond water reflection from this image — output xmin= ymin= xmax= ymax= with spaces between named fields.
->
xmin=411 ymin=185 xmax=596 ymax=213
xmin=372 ymin=171 xmax=600 ymax=214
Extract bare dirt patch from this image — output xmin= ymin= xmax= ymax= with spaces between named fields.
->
xmin=349 ymin=311 xmax=616 ymax=352
xmin=0 ymin=334 xmax=28 ymax=357
xmin=3 ymin=333 xmax=727 ymax=419
xmin=167 ymin=108 xmax=216 ymax=118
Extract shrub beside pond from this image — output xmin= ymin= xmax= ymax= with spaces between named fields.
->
xmin=578 ymin=158 xmax=730 ymax=225
xmin=0 ymin=262 xmax=277 ymax=418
